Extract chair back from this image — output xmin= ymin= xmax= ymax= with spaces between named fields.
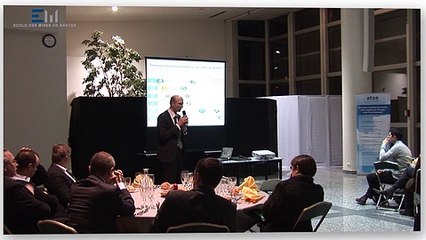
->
xmin=166 ymin=222 xmax=230 ymax=233
xmin=293 ymin=201 xmax=332 ymax=232
xmin=260 ymin=179 xmax=281 ymax=193
xmin=37 ymin=219 xmax=78 ymax=234
xmin=414 ymin=168 xmax=421 ymax=215
xmin=4 ymin=225 xmax=12 ymax=234
xmin=374 ymin=161 xmax=400 ymax=171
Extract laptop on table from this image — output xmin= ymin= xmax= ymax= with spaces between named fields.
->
xmin=219 ymin=147 xmax=233 ymax=161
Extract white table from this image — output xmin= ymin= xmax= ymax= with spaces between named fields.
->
xmin=116 ymin=186 xmax=268 ymax=233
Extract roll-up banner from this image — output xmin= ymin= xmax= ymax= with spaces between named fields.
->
xmin=356 ymin=93 xmax=391 ymax=174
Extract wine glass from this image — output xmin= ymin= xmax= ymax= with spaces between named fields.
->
xmin=146 ymin=183 xmax=155 ymax=209
xmin=181 ymin=170 xmax=189 ymax=189
xmin=124 ymin=177 xmax=132 ymax=189
xmin=231 ymin=188 xmax=243 ymax=203
xmin=228 ymin=176 xmax=237 ymax=196
xmin=187 ymin=172 xmax=194 ymax=190
xmin=220 ymin=176 xmax=229 ymax=197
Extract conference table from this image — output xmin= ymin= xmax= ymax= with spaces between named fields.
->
xmin=116 ymin=185 xmax=268 ymax=233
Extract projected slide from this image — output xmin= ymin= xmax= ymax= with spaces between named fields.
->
xmin=146 ymin=57 xmax=225 ymax=127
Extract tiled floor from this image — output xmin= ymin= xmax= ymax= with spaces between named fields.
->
xmin=255 ymin=166 xmax=416 ymax=232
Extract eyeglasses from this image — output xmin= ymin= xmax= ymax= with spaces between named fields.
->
xmin=290 ymin=165 xmax=298 ymax=170
xmin=4 ymin=160 xmax=17 ymax=165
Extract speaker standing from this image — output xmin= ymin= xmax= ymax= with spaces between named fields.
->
xmin=157 ymin=95 xmax=188 ymax=183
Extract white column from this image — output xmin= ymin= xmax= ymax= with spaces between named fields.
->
xmin=341 ymin=9 xmax=373 ymax=173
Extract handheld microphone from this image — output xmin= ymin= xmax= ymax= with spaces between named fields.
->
xmin=182 ymin=110 xmax=188 ymax=134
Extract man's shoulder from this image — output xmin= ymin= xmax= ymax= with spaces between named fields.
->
xmin=46 ymin=164 xmax=64 ymax=175
xmin=158 ymin=110 xmax=169 ymax=117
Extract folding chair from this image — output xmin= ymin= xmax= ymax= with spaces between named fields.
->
xmin=293 ymin=201 xmax=332 ymax=232
xmin=166 ymin=222 xmax=230 ymax=233
xmin=414 ymin=168 xmax=421 ymax=216
xmin=373 ymin=161 xmax=405 ymax=211
xmin=4 ymin=225 xmax=12 ymax=234
xmin=260 ymin=179 xmax=281 ymax=194
xmin=37 ymin=219 xmax=78 ymax=234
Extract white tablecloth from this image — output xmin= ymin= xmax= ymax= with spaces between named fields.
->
xmin=116 ymin=186 xmax=268 ymax=233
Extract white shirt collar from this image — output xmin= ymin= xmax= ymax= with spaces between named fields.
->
xmin=12 ymin=173 xmax=30 ymax=182
xmin=54 ymin=163 xmax=67 ymax=171
xmin=55 ymin=163 xmax=76 ymax=182
xmin=168 ymin=108 xmax=178 ymax=121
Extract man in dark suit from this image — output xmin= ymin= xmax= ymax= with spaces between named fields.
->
xmin=45 ymin=144 xmax=76 ymax=209
xmin=157 ymin=95 xmax=188 ymax=183
xmin=151 ymin=157 xmax=237 ymax=232
xmin=66 ymin=151 xmax=135 ymax=233
xmin=12 ymin=148 xmax=62 ymax=217
xmin=4 ymin=150 xmax=52 ymax=234
xmin=261 ymin=154 xmax=324 ymax=232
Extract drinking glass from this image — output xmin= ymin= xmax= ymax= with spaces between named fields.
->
xmin=124 ymin=177 xmax=132 ymax=189
xmin=148 ymin=174 xmax=155 ymax=186
xmin=181 ymin=170 xmax=189 ymax=189
xmin=220 ymin=176 xmax=229 ymax=197
xmin=187 ymin=172 xmax=194 ymax=190
xmin=231 ymin=188 xmax=243 ymax=204
xmin=228 ymin=176 xmax=237 ymax=196
xmin=146 ymin=183 xmax=155 ymax=209
xmin=139 ymin=185 xmax=147 ymax=209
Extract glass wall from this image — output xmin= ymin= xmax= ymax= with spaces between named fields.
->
xmin=235 ymin=8 xmax=419 ymax=153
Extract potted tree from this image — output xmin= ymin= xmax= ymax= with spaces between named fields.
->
xmin=70 ymin=30 xmax=147 ymax=179
xmin=81 ymin=30 xmax=146 ymax=97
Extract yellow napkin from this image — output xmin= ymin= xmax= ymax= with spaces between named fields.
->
xmin=238 ymin=176 xmax=258 ymax=191
xmin=241 ymin=187 xmax=264 ymax=203
xmin=238 ymin=176 xmax=263 ymax=203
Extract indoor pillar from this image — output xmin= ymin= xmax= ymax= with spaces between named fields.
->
xmin=341 ymin=9 xmax=373 ymax=173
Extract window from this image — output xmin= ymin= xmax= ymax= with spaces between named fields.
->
xmin=238 ymin=40 xmax=265 ymax=81
xmin=328 ymin=25 xmax=341 ymax=73
xmin=296 ymin=79 xmax=321 ymax=95
xmin=270 ymin=82 xmax=289 ymax=96
xmin=296 ymin=31 xmax=320 ymax=76
xmin=327 ymin=8 xmax=341 ymax=22
xmin=329 ymin=76 xmax=342 ymax=95
xmin=373 ymin=69 xmax=407 ymax=123
xmin=269 ymin=15 xmax=288 ymax=37
xmin=374 ymin=10 xmax=407 ymax=66
xmin=295 ymin=9 xmax=320 ymax=30
xmin=238 ymin=21 xmax=265 ymax=37
xmin=239 ymin=84 xmax=266 ymax=97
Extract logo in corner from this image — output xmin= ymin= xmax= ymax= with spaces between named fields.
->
xmin=31 ymin=8 xmax=58 ymax=23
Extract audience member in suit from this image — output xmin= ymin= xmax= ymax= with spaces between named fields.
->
xmin=66 ymin=151 xmax=135 ymax=233
xmin=260 ymin=154 xmax=324 ymax=232
xmin=4 ymin=149 xmax=52 ymax=234
xmin=45 ymin=144 xmax=76 ymax=209
xmin=151 ymin=157 xmax=237 ymax=232
xmin=16 ymin=147 xmax=48 ymax=187
xmin=157 ymin=95 xmax=188 ymax=183
xmin=3 ymin=149 xmax=17 ymax=178
xmin=13 ymin=148 xmax=61 ymax=217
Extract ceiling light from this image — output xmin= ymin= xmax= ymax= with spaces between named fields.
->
xmin=112 ymin=6 xmax=118 ymax=12
xmin=275 ymin=50 xmax=281 ymax=54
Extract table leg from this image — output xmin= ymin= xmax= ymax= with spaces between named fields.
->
xmin=265 ymin=161 xmax=269 ymax=180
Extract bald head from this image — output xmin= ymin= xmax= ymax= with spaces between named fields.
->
xmin=169 ymin=95 xmax=184 ymax=113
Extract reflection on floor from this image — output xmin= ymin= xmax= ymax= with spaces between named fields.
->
xmin=254 ymin=166 xmax=415 ymax=232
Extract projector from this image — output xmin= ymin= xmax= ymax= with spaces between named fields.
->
xmin=251 ymin=150 xmax=275 ymax=160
